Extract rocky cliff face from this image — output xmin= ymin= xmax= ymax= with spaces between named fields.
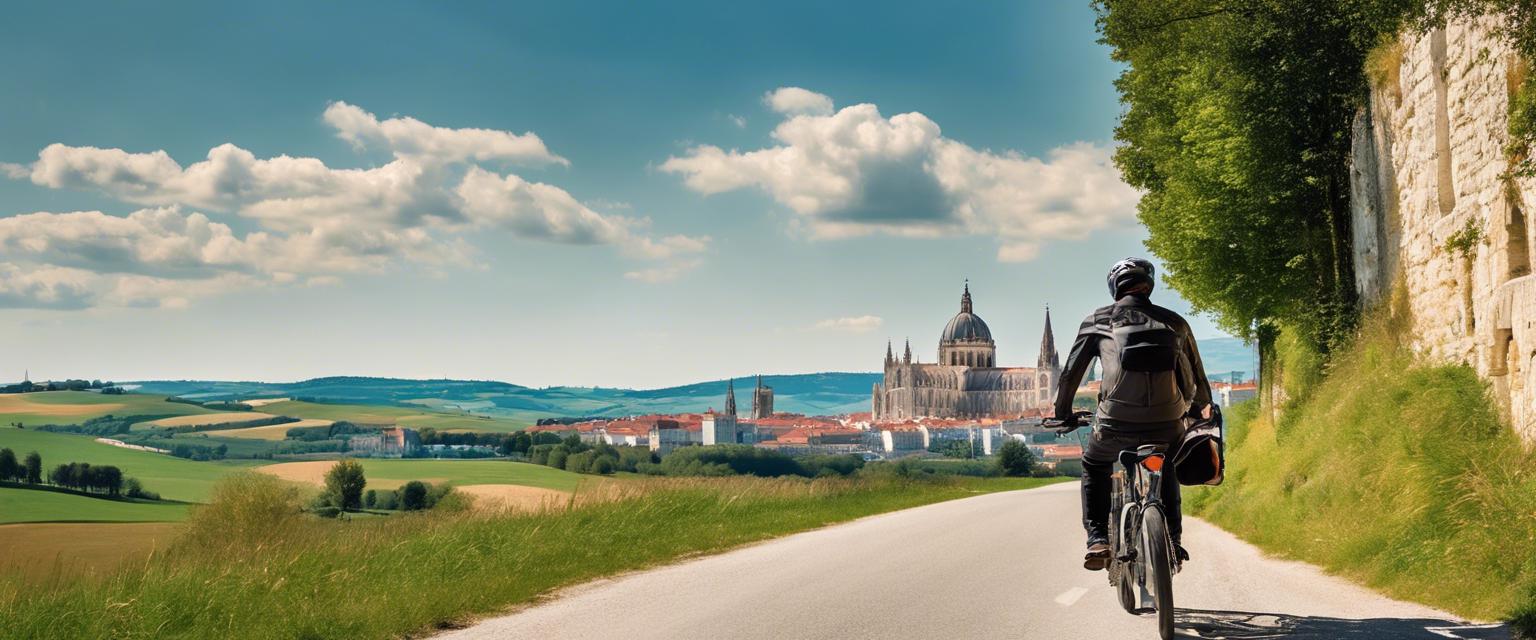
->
xmin=1352 ymin=15 xmax=1536 ymax=443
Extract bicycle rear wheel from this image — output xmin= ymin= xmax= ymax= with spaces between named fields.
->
xmin=1143 ymin=506 xmax=1175 ymax=640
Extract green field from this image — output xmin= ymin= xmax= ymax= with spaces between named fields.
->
xmin=259 ymin=400 xmax=528 ymax=432
xmin=0 ymin=428 xmax=257 ymax=503
xmin=0 ymin=474 xmax=1064 ymax=639
xmin=0 ymin=391 xmax=215 ymax=427
xmin=0 ymin=488 xmax=188 ymax=524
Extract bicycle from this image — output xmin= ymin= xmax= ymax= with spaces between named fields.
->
xmin=1044 ymin=411 xmax=1178 ymax=640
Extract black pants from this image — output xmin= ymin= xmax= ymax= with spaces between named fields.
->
xmin=1080 ymin=421 xmax=1185 ymax=546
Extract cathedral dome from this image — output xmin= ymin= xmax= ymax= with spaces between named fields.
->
xmin=940 ymin=283 xmax=993 ymax=343
xmin=941 ymin=312 xmax=992 ymax=342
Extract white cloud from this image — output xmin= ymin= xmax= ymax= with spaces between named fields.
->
xmin=3 ymin=103 xmax=706 ymax=308
xmin=728 ymin=114 xmax=747 ymax=128
xmin=763 ymin=87 xmax=834 ymax=116
xmin=662 ymin=91 xmax=1140 ymax=261
xmin=623 ymin=258 xmax=703 ymax=284
xmin=814 ymin=315 xmax=884 ymax=333
xmin=322 ymin=101 xmax=567 ymax=166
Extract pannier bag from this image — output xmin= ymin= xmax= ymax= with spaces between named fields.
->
xmin=1174 ymin=404 xmax=1225 ymax=486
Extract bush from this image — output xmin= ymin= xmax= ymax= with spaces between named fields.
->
xmin=180 ymin=473 xmax=302 ymax=550
xmin=996 ymin=440 xmax=1035 ymax=477
xmin=323 ymin=460 xmax=366 ymax=511
xmin=398 ymin=481 xmax=429 ymax=511
xmin=660 ymin=445 xmax=803 ymax=478
xmin=546 ymin=447 xmax=569 ymax=471
xmin=373 ymin=490 xmax=398 ymax=510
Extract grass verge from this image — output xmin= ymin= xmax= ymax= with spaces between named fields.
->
xmin=1188 ymin=308 xmax=1536 ymax=626
xmin=0 ymin=472 xmax=1061 ymax=639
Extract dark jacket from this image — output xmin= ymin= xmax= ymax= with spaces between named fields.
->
xmin=1053 ymin=295 xmax=1212 ymax=428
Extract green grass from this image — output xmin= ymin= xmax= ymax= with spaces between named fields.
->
xmin=0 ymin=428 xmax=257 ymax=503
xmin=0 ymin=391 xmax=214 ymax=427
xmin=0 ymin=487 xmax=189 ymax=524
xmin=0 ymin=472 xmax=1063 ymax=639
xmin=260 ymin=400 xmax=529 ymax=432
xmin=1188 ymin=310 xmax=1536 ymax=624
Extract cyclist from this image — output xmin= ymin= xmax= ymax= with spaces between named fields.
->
xmin=1052 ymin=257 xmax=1213 ymax=571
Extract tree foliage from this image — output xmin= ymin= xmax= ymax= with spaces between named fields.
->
xmin=323 ymin=459 xmax=366 ymax=511
xmin=1097 ymin=0 xmax=1536 ymax=354
xmin=996 ymin=440 xmax=1036 ymax=477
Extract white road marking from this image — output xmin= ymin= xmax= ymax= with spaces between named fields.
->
xmin=1053 ymin=587 xmax=1089 ymax=607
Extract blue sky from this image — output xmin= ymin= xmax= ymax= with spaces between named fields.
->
xmin=0 ymin=0 xmax=1226 ymax=388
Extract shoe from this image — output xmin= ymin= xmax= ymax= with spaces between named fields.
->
xmin=1084 ymin=542 xmax=1111 ymax=571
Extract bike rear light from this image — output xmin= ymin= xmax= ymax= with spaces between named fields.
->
xmin=1142 ymin=455 xmax=1164 ymax=472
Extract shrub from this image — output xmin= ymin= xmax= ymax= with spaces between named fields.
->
xmin=996 ymin=440 xmax=1035 ymax=477
xmin=180 ymin=473 xmax=302 ymax=551
xmin=323 ymin=460 xmax=366 ymax=511
xmin=660 ymin=445 xmax=802 ymax=478
xmin=373 ymin=490 xmax=398 ymax=510
xmin=398 ymin=481 xmax=429 ymax=511
xmin=546 ymin=447 xmax=569 ymax=471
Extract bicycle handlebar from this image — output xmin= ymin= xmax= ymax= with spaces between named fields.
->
xmin=1041 ymin=411 xmax=1093 ymax=435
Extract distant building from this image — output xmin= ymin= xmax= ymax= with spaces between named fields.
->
xmin=702 ymin=411 xmax=739 ymax=446
xmin=871 ymin=284 xmax=1060 ymax=420
xmin=751 ymin=376 xmax=774 ymax=419
xmin=880 ymin=427 xmax=924 ymax=453
xmin=1214 ymin=382 xmax=1258 ymax=407
xmin=649 ymin=419 xmax=699 ymax=455
xmin=349 ymin=427 xmax=421 ymax=457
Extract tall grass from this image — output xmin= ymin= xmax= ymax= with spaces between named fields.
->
xmin=0 ymin=471 xmax=1057 ymax=639
xmin=1188 ymin=305 xmax=1536 ymax=623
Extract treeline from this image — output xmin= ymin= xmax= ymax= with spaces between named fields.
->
xmin=0 ymin=379 xmax=119 ymax=394
xmin=0 ymin=447 xmax=158 ymax=500
xmin=524 ymin=436 xmax=867 ymax=479
xmin=307 ymin=460 xmax=454 ymax=518
xmin=35 ymin=414 xmax=180 ymax=436
xmin=285 ymin=421 xmax=371 ymax=442
xmin=165 ymin=396 xmax=254 ymax=411
xmin=1095 ymin=0 xmax=1536 ymax=357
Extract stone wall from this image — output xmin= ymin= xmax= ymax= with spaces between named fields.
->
xmin=1351 ymin=15 xmax=1536 ymax=443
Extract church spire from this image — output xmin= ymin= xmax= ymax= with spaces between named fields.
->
xmin=960 ymin=280 xmax=973 ymax=314
xmin=1038 ymin=305 xmax=1059 ymax=369
xmin=903 ymin=339 xmax=912 ymax=364
xmin=724 ymin=379 xmax=737 ymax=417
xmin=885 ymin=340 xmax=894 ymax=366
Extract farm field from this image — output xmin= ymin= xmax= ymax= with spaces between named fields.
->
xmin=0 ymin=487 xmax=188 ymax=524
xmin=259 ymin=400 xmax=528 ymax=432
xmin=0 ymin=392 xmax=215 ymax=427
xmin=0 ymin=428 xmax=257 ymax=502
xmin=203 ymin=418 xmax=332 ymax=440
xmin=143 ymin=412 xmax=278 ymax=428
xmin=258 ymin=459 xmax=591 ymax=493
xmin=0 ymin=522 xmax=182 ymax=580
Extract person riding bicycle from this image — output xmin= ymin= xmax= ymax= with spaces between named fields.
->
xmin=1051 ymin=257 xmax=1213 ymax=571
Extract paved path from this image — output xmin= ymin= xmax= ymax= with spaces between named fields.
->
xmin=440 ymin=481 xmax=1510 ymax=639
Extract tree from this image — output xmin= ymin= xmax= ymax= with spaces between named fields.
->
xmin=23 ymin=452 xmax=41 ymax=484
xmin=0 ymin=448 xmax=17 ymax=481
xmin=997 ymin=439 xmax=1036 ymax=477
xmin=323 ymin=460 xmax=367 ymax=511
xmin=365 ymin=489 xmax=377 ymax=508
xmin=398 ymin=480 xmax=429 ymax=511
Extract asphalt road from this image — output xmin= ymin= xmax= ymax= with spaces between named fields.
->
xmin=439 ymin=481 xmax=1511 ymax=640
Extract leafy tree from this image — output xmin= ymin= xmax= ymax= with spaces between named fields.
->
xmin=364 ymin=489 xmax=377 ymax=508
xmin=398 ymin=480 xmax=429 ymax=511
xmin=997 ymin=440 xmax=1036 ymax=477
xmin=532 ymin=432 xmax=563 ymax=446
xmin=323 ymin=460 xmax=367 ymax=511
xmin=546 ymin=447 xmax=570 ymax=470
xmin=0 ymin=448 xmax=17 ymax=481
xmin=23 ymin=451 xmax=41 ymax=484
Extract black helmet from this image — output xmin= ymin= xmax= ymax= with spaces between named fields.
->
xmin=1106 ymin=257 xmax=1155 ymax=298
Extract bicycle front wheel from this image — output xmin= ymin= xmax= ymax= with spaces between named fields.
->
xmin=1143 ymin=506 xmax=1176 ymax=640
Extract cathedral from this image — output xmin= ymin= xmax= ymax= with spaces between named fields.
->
xmin=871 ymin=284 xmax=1060 ymax=421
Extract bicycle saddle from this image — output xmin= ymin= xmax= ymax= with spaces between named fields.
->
xmin=1118 ymin=444 xmax=1168 ymax=469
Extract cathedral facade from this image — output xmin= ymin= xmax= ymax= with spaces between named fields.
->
xmin=871 ymin=284 xmax=1060 ymax=421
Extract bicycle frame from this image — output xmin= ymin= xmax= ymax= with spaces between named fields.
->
xmin=1109 ymin=444 xmax=1172 ymax=612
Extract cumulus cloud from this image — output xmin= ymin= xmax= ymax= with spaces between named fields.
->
xmin=322 ymin=101 xmax=568 ymax=166
xmin=813 ymin=315 xmax=884 ymax=333
xmin=764 ymin=87 xmax=834 ymax=116
xmin=3 ymin=103 xmax=705 ymax=308
xmin=662 ymin=90 xmax=1140 ymax=261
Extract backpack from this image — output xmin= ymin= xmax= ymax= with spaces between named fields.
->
xmin=1096 ymin=306 xmax=1196 ymax=424
xmin=1175 ymin=405 xmax=1226 ymax=486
